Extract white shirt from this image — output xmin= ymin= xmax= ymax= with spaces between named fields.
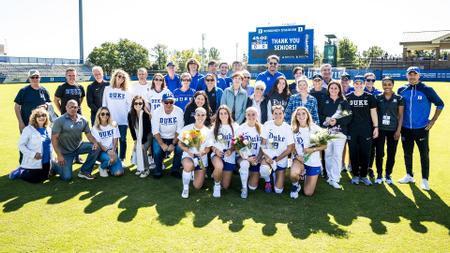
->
xmin=236 ymin=123 xmax=261 ymax=157
xmin=129 ymin=82 xmax=151 ymax=102
xmin=148 ymin=88 xmax=172 ymax=113
xmin=151 ymin=106 xmax=184 ymax=139
xmin=261 ymin=120 xmax=294 ymax=158
xmin=102 ymin=86 xmax=132 ymax=125
xmin=294 ymin=124 xmax=322 ymax=167
xmin=209 ymin=123 xmax=239 ymax=164
xmin=91 ymin=124 xmax=120 ymax=150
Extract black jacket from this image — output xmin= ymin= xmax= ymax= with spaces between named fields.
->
xmin=246 ymin=96 xmax=269 ymax=124
xmin=128 ymin=111 xmax=152 ymax=144
xmin=320 ymin=96 xmax=352 ymax=135
xmin=87 ymin=81 xmax=109 ymax=113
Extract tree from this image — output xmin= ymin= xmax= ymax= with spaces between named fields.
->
xmin=169 ymin=49 xmax=200 ymax=72
xmin=314 ymin=45 xmax=323 ymax=67
xmin=87 ymin=39 xmax=150 ymax=76
xmin=363 ymin=46 xmax=385 ymax=58
xmin=337 ymin=37 xmax=358 ymax=66
xmin=208 ymin=47 xmax=221 ymax=61
xmin=151 ymin=44 xmax=169 ymax=70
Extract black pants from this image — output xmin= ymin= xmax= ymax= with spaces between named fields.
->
xmin=369 ymin=137 xmax=377 ymax=168
xmin=19 ymin=163 xmax=50 ymax=183
xmin=401 ymin=127 xmax=430 ymax=179
xmin=348 ymin=129 xmax=372 ymax=178
xmin=375 ymin=130 xmax=399 ymax=177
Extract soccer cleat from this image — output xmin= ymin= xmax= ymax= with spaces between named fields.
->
xmin=351 ymin=176 xmax=360 ymax=185
xmin=9 ymin=167 xmax=23 ymax=180
xmin=78 ymin=172 xmax=95 ymax=180
xmin=374 ymin=177 xmax=383 ymax=184
xmin=99 ymin=168 xmax=108 ymax=178
xmin=385 ymin=175 xmax=394 ymax=185
xmin=360 ymin=177 xmax=372 ymax=186
xmin=181 ymin=188 xmax=189 ymax=198
xmin=213 ymin=184 xmax=221 ymax=198
xmin=290 ymin=184 xmax=301 ymax=199
xmin=264 ymin=182 xmax=273 ymax=193
xmin=398 ymin=174 xmax=415 ymax=184
xmin=421 ymin=179 xmax=430 ymax=191
xmin=241 ymin=188 xmax=248 ymax=199
xmin=329 ymin=180 xmax=342 ymax=189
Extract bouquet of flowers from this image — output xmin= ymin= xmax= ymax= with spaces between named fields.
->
xmin=323 ymin=104 xmax=352 ymax=127
xmin=180 ymin=129 xmax=206 ymax=169
xmin=261 ymin=138 xmax=278 ymax=170
xmin=304 ymin=128 xmax=341 ymax=162
xmin=215 ymin=133 xmax=229 ymax=153
xmin=231 ymin=134 xmax=252 ymax=159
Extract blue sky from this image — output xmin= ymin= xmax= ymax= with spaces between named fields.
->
xmin=1 ymin=0 xmax=449 ymax=62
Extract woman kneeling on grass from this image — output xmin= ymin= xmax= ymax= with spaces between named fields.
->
xmin=9 ymin=107 xmax=54 ymax=183
xmin=291 ymin=107 xmax=327 ymax=197
xmin=209 ymin=105 xmax=239 ymax=198
xmin=91 ymin=107 xmax=123 ymax=177
xmin=260 ymin=105 xmax=294 ymax=194
xmin=179 ymin=107 xmax=211 ymax=199
xmin=236 ymin=107 xmax=263 ymax=199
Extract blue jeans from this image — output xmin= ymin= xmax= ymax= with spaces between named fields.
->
xmin=118 ymin=125 xmax=128 ymax=160
xmin=52 ymin=142 xmax=100 ymax=181
xmin=152 ymin=138 xmax=182 ymax=176
xmin=98 ymin=151 xmax=123 ymax=176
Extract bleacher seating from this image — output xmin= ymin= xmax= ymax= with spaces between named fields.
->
xmin=0 ymin=63 xmax=92 ymax=83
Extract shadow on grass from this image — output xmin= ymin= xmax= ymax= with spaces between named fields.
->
xmin=1 ymin=169 xmax=449 ymax=239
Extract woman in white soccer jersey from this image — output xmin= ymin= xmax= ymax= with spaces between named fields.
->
xmin=91 ymin=107 xmax=123 ymax=177
xmin=291 ymin=106 xmax=327 ymax=197
xmin=236 ymin=107 xmax=263 ymax=199
xmin=260 ymin=105 xmax=294 ymax=194
xmin=210 ymin=105 xmax=239 ymax=198
xmin=178 ymin=107 xmax=211 ymax=198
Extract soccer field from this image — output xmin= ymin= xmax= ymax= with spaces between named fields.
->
xmin=0 ymin=81 xmax=449 ymax=252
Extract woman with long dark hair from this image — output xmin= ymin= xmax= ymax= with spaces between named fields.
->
xmin=267 ymin=76 xmax=290 ymax=109
xmin=184 ymin=91 xmax=212 ymax=127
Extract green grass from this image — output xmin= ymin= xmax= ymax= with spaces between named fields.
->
xmin=0 ymin=81 xmax=449 ymax=252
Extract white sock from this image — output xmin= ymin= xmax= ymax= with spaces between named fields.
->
xmin=239 ymin=160 xmax=250 ymax=190
xmin=182 ymin=170 xmax=191 ymax=189
xmin=292 ymin=181 xmax=299 ymax=187
xmin=260 ymin=164 xmax=271 ymax=182
xmin=248 ymin=185 xmax=257 ymax=190
xmin=274 ymin=186 xmax=283 ymax=194
xmin=214 ymin=181 xmax=221 ymax=186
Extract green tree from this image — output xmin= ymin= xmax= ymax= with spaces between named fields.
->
xmin=208 ymin=47 xmax=221 ymax=61
xmin=314 ymin=45 xmax=323 ymax=67
xmin=87 ymin=39 xmax=150 ymax=76
xmin=151 ymin=44 xmax=169 ymax=70
xmin=363 ymin=46 xmax=385 ymax=58
xmin=337 ymin=37 xmax=358 ymax=66
xmin=170 ymin=49 xmax=200 ymax=72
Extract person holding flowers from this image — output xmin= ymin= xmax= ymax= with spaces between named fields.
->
xmin=291 ymin=107 xmax=328 ymax=197
xmin=178 ymin=107 xmax=211 ymax=199
xmin=209 ymin=105 xmax=239 ymax=198
xmin=236 ymin=107 xmax=263 ymax=199
xmin=260 ymin=105 xmax=294 ymax=194
xmin=320 ymin=81 xmax=352 ymax=189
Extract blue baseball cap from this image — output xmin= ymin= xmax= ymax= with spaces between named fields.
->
xmin=166 ymin=61 xmax=175 ymax=67
xmin=162 ymin=93 xmax=175 ymax=102
xmin=312 ymin=74 xmax=323 ymax=80
xmin=340 ymin=72 xmax=351 ymax=79
xmin=353 ymin=75 xmax=364 ymax=83
xmin=406 ymin=66 xmax=421 ymax=74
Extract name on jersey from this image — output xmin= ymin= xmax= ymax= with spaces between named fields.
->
xmin=268 ymin=132 xmax=285 ymax=142
xmin=109 ymin=93 xmax=126 ymax=99
xmin=349 ymin=99 xmax=368 ymax=107
xmin=65 ymin=89 xmax=82 ymax=96
xmin=160 ymin=117 xmax=178 ymax=125
xmin=176 ymin=96 xmax=191 ymax=102
xmin=98 ymin=129 xmax=114 ymax=138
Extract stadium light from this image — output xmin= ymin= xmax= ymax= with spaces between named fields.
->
xmin=79 ymin=0 xmax=84 ymax=64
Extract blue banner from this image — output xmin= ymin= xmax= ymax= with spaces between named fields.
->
xmin=248 ymin=25 xmax=314 ymax=65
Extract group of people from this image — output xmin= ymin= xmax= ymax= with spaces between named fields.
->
xmin=10 ymin=55 xmax=444 ymax=200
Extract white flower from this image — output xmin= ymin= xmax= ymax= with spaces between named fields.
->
xmin=217 ymin=134 xmax=223 ymax=141
xmin=183 ymin=140 xmax=189 ymax=145
xmin=243 ymin=140 xmax=249 ymax=145
xmin=268 ymin=138 xmax=274 ymax=143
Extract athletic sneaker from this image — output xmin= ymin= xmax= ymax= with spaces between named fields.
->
xmin=213 ymin=184 xmax=221 ymax=198
xmin=398 ymin=174 xmax=415 ymax=184
xmin=99 ymin=168 xmax=109 ymax=178
xmin=148 ymin=156 xmax=156 ymax=169
xmin=290 ymin=184 xmax=301 ymax=199
xmin=181 ymin=188 xmax=189 ymax=198
xmin=135 ymin=170 xmax=142 ymax=176
xmin=351 ymin=176 xmax=360 ymax=185
xmin=421 ymin=179 xmax=430 ymax=191
xmin=329 ymin=180 xmax=341 ymax=189
xmin=9 ymin=167 xmax=23 ymax=180
xmin=241 ymin=188 xmax=248 ymax=199
xmin=78 ymin=172 xmax=95 ymax=180
xmin=374 ymin=177 xmax=383 ymax=184
xmin=385 ymin=175 xmax=394 ymax=185
xmin=139 ymin=170 xmax=150 ymax=178
xmin=264 ymin=182 xmax=273 ymax=193
xmin=360 ymin=177 xmax=372 ymax=186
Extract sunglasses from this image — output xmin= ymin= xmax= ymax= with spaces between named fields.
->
xmin=366 ymin=79 xmax=376 ymax=82
xmin=164 ymin=100 xmax=174 ymax=105
xmin=30 ymin=76 xmax=40 ymax=79
xmin=134 ymin=102 xmax=144 ymax=106
xmin=313 ymin=78 xmax=322 ymax=82
xmin=205 ymin=79 xmax=215 ymax=82
xmin=117 ymin=75 xmax=125 ymax=79
xmin=269 ymin=62 xmax=278 ymax=66
xmin=100 ymin=112 xmax=110 ymax=116
xmin=255 ymin=87 xmax=264 ymax=91
xmin=196 ymin=114 xmax=206 ymax=117
xmin=182 ymin=79 xmax=191 ymax=82
xmin=244 ymin=76 xmax=251 ymax=79
xmin=69 ymin=106 xmax=79 ymax=109
xmin=154 ymin=78 xmax=163 ymax=82
xmin=37 ymin=114 xmax=47 ymax=118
